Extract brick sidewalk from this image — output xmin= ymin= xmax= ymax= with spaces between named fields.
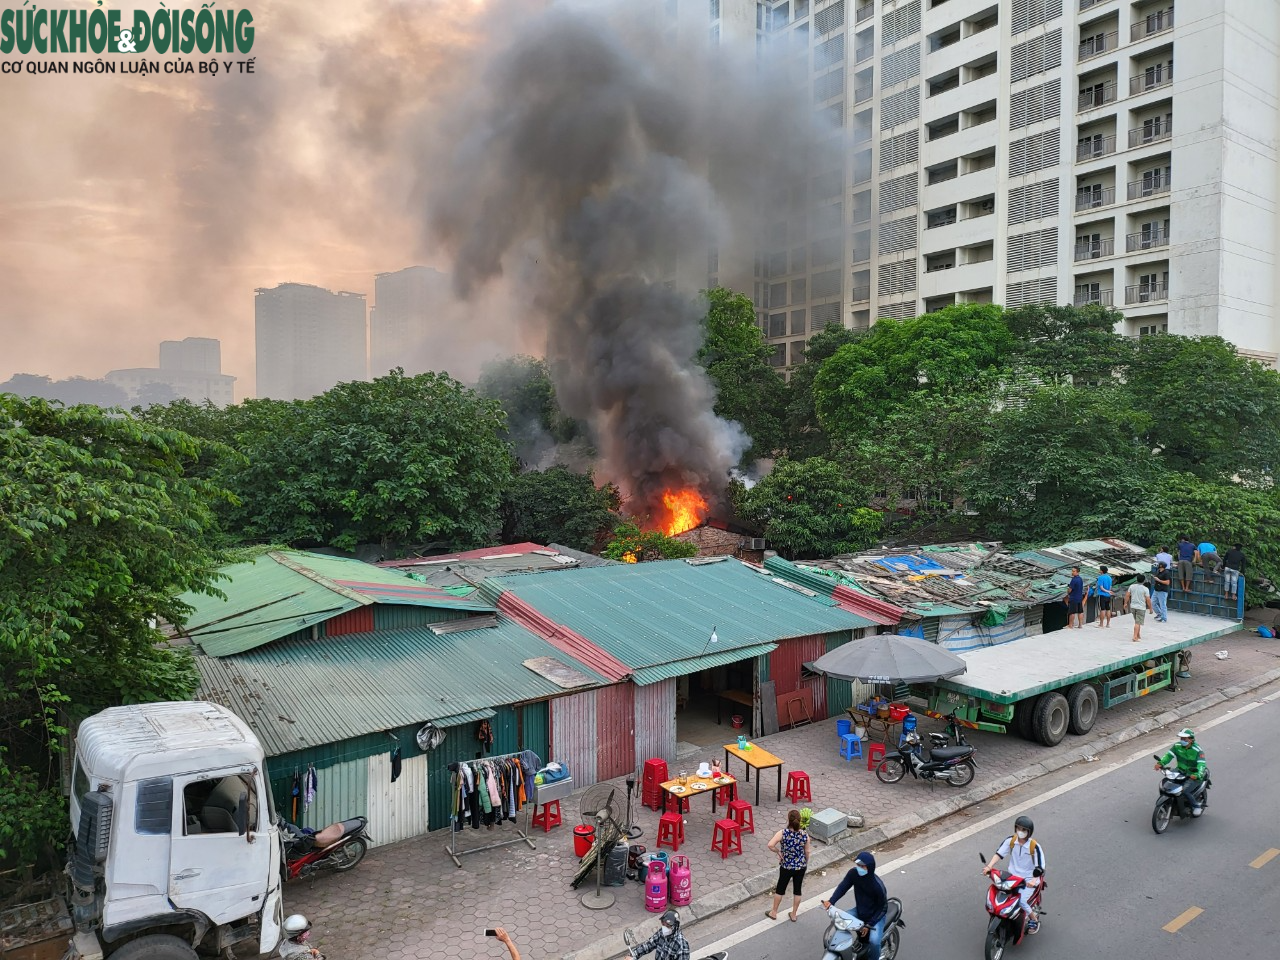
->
xmin=284 ymin=625 xmax=1280 ymax=960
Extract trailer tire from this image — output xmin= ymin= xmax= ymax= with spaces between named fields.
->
xmin=108 ymin=934 xmax=199 ymax=960
xmin=1066 ymin=683 xmax=1099 ymax=735
xmin=1033 ymin=692 xmax=1070 ymax=746
xmin=1013 ymin=698 xmax=1039 ymax=740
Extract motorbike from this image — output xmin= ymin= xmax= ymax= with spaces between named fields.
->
xmin=280 ymin=814 xmax=371 ymax=880
xmin=978 ymin=852 xmax=1044 ymax=960
xmin=874 ymin=719 xmax=977 ymax=788
xmin=820 ymin=899 xmax=905 ymax=960
xmin=1152 ymin=757 xmax=1211 ymax=834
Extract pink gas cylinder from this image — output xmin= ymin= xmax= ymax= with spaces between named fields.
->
xmin=645 ymin=860 xmax=669 ymax=912
xmin=668 ymin=856 xmax=691 ymax=906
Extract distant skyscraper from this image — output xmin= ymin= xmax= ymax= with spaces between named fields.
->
xmin=105 ymin=336 xmax=236 ymax=406
xmin=369 ymin=266 xmax=453 ymax=378
xmin=254 ymin=283 xmax=368 ymax=400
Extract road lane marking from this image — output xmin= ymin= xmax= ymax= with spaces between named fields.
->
xmin=1250 ymin=848 xmax=1280 ymax=869
xmin=689 ymin=688 xmax=1280 ymax=957
xmin=1163 ymin=907 xmax=1203 ymax=933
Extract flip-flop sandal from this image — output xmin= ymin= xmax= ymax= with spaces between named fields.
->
xmin=789 ymin=915 xmax=798 ymax=922
xmin=766 ymin=912 xmax=778 ymax=920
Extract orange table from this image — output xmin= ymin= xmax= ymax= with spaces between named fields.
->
xmin=722 ymin=742 xmax=783 ymax=806
xmin=660 ymin=774 xmax=737 ymax=816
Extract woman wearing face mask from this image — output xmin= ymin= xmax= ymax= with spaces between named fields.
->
xmin=628 ymin=908 xmax=691 ymax=960
xmin=982 ymin=816 xmax=1046 ymax=934
xmin=822 ymin=852 xmax=888 ymax=960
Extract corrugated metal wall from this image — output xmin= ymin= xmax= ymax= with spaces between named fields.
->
xmin=633 ymin=680 xmax=677 ymax=773
xmin=371 ymin=606 xmax=472 ymax=631
xmin=424 ymin=705 xmax=524 ymax=832
xmin=366 ymin=751 xmax=429 ymax=846
xmin=595 ymin=682 xmax=636 ymax=782
xmin=551 ymin=690 xmax=599 ymax=790
xmin=267 ymin=754 xmax=369 ymax=835
xmin=769 ymin=635 xmax=829 ymax=721
xmin=325 ymin=607 xmax=374 ymax=636
xmin=824 ymin=633 xmax=857 ymax=717
xmin=518 ymin=701 xmax=551 ymax=766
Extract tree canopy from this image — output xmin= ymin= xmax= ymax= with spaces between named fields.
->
xmin=602 ymin=522 xmax=698 ymax=562
xmin=499 ymin=467 xmax=620 ymax=551
xmin=741 ymin=457 xmax=882 ymax=559
xmin=476 ymin=355 xmax=583 ymax=467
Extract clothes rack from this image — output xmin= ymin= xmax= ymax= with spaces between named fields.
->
xmin=444 ymin=749 xmax=538 ymax=868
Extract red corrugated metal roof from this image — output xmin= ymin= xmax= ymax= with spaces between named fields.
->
xmin=832 ymin=585 xmax=904 ymax=626
xmin=495 ymin=591 xmax=631 ymax=683
xmin=377 ymin=543 xmax=551 ymax=568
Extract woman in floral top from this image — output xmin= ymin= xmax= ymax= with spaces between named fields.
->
xmin=766 ymin=808 xmax=812 ymax=921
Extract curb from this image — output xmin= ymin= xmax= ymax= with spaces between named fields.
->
xmin=562 ymin=666 xmax=1280 ymax=960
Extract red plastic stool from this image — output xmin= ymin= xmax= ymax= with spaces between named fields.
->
xmin=785 ymin=771 xmax=812 ymax=803
xmin=716 ymin=784 xmax=735 ymax=805
xmin=726 ymin=798 xmax=755 ymax=835
xmin=866 ymin=742 xmax=887 ymax=771
xmin=531 ymin=799 xmax=562 ymax=832
xmin=711 ymin=818 xmax=743 ymax=858
xmin=657 ymin=812 xmax=684 ymax=852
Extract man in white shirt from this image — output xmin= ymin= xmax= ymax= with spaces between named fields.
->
xmin=982 ymin=816 xmax=1046 ymax=934
xmin=1124 ymin=574 xmax=1154 ymax=642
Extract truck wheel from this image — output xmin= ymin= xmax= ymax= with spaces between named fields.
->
xmin=1013 ymin=698 xmax=1038 ymax=740
xmin=109 ymin=934 xmax=199 ymax=960
xmin=1032 ymin=692 xmax=1069 ymax=746
xmin=1066 ymin=683 xmax=1099 ymax=735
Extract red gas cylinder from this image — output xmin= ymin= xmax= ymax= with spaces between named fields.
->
xmin=668 ymin=856 xmax=692 ymax=906
xmin=573 ymin=824 xmax=595 ymax=858
xmin=645 ymin=861 xmax=669 ymax=912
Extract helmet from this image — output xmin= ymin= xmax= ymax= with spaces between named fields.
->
xmin=659 ymin=908 xmax=681 ymax=932
xmin=1178 ymin=728 xmax=1195 ymax=741
xmin=1014 ymin=816 xmax=1034 ymax=837
xmin=283 ymin=915 xmax=311 ymax=937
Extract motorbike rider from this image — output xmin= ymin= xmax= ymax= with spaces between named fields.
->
xmin=822 ymin=852 xmax=888 ymax=960
xmin=982 ymin=816 xmax=1045 ymax=934
xmin=629 ymin=908 xmax=691 ymax=960
xmin=279 ymin=915 xmax=323 ymax=959
xmin=1155 ymin=728 xmax=1208 ymax=816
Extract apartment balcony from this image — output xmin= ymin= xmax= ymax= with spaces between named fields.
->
xmin=1128 ymin=178 xmax=1171 ymax=200
xmin=854 ymin=85 xmax=874 ymax=104
xmin=852 ymin=285 xmax=871 ymax=302
xmin=1129 ymin=123 xmax=1172 ymax=147
xmin=1126 ymin=282 xmax=1169 ymax=304
xmin=919 ymin=260 xmax=997 ymax=300
xmin=1078 ymin=82 xmax=1118 ymax=111
xmin=1131 ymin=9 xmax=1174 ymax=42
xmin=1079 ymin=31 xmax=1118 ymax=62
xmin=1075 ymin=239 xmax=1115 ymax=261
xmin=1131 ymin=71 xmax=1173 ymax=96
xmin=1127 ymin=230 xmax=1170 ymax=252
xmin=855 ymin=39 xmax=874 ymax=63
xmin=1074 ymin=288 xmax=1114 ymax=307
xmin=1077 ymin=135 xmax=1118 ymax=162
xmin=1080 ymin=0 xmax=1114 ymax=10
xmin=855 ymin=2 xmax=873 ymax=25
xmin=1076 ymin=186 xmax=1117 ymax=211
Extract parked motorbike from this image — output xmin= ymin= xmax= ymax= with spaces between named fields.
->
xmin=820 ymin=899 xmax=905 ymax=960
xmin=978 ymin=852 xmax=1044 ymax=960
xmin=1152 ymin=757 xmax=1211 ymax=834
xmin=280 ymin=814 xmax=370 ymax=880
xmin=875 ymin=722 xmax=977 ymax=787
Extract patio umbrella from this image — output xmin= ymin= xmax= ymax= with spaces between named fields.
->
xmin=806 ymin=634 xmax=967 ymax=685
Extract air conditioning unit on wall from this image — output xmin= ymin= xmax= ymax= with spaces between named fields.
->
xmin=747 ymin=538 xmax=768 ymax=551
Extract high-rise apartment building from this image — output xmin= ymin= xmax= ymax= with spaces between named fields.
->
xmin=105 ymin=337 xmax=236 ymax=406
xmin=369 ymin=266 xmax=453 ymax=378
xmin=735 ymin=0 xmax=1279 ymax=369
xmin=254 ymin=283 xmax=368 ymax=400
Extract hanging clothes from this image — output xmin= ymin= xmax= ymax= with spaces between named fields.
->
xmin=477 ymin=719 xmax=494 ymax=753
xmin=303 ymin=765 xmax=318 ymax=812
xmin=390 ymin=746 xmax=402 ymax=783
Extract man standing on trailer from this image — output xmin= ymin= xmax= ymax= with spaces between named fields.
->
xmin=1064 ymin=566 xmax=1086 ymax=629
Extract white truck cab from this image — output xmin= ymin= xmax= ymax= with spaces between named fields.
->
xmin=66 ymin=701 xmax=283 ymax=959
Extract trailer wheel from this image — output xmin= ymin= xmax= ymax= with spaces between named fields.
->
xmin=1033 ymin=692 xmax=1070 ymax=746
xmin=109 ymin=934 xmax=199 ymax=960
xmin=1013 ymin=698 xmax=1039 ymax=740
xmin=1066 ymin=683 xmax=1099 ymax=735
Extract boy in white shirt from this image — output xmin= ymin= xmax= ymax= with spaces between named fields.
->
xmin=982 ymin=816 xmax=1046 ymax=933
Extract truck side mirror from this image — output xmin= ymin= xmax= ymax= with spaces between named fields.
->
xmin=234 ymin=790 xmax=249 ymax=837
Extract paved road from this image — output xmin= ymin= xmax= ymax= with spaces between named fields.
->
xmin=685 ymin=688 xmax=1280 ymax=960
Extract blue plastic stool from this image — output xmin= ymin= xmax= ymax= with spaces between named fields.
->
xmin=839 ymin=733 xmax=863 ymax=761
xmin=836 ymin=718 xmax=852 ymax=739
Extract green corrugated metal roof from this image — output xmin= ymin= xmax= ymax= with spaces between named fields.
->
xmin=432 ymin=708 xmax=497 ymax=726
xmin=631 ymin=642 xmax=780 ymax=685
xmin=485 ymin=557 xmax=872 ymax=675
xmin=174 ymin=550 xmax=494 ymax=657
xmin=194 ymin=618 xmax=608 ymax=756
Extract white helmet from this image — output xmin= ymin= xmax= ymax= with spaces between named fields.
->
xmin=283 ymin=914 xmax=311 ymax=938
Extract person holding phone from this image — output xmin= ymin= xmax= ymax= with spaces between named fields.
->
xmin=487 ymin=927 xmax=521 ymax=960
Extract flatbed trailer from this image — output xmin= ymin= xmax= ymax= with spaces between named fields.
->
xmin=912 ymin=612 xmax=1241 ymax=746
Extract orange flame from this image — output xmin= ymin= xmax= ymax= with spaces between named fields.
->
xmin=621 ymin=551 xmax=638 ymax=563
xmin=661 ymin=488 xmax=708 ymax=536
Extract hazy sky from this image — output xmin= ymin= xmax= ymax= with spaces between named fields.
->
xmin=0 ymin=0 xmax=522 ymax=397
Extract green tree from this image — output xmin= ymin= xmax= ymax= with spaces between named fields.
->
xmin=0 ymin=396 xmax=228 ymax=862
xmin=813 ymin=304 xmax=1012 ymax=441
xmin=499 ymin=467 xmax=620 ymax=551
xmin=963 ymin=385 xmax=1156 ymax=542
xmin=741 ymin=458 xmax=883 ymax=559
xmin=784 ymin=323 xmax=863 ymax=458
xmin=697 ymin=287 xmax=787 ymax=461
xmin=476 ymin=355 xmax=583 ymax=467
xmin=602 ymin=522 xmax=699 ymax=562
xmin=1005 ymin=302 xmax=1133 ymax=385
xmin=219 ymin=370 xmax=513 ymax=553
xmin=1122 ymin=335 xmax=1280 ymax=484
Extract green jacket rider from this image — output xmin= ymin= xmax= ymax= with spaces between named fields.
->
xmin=1155 ymin=727 xmax=1207 ymax=801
